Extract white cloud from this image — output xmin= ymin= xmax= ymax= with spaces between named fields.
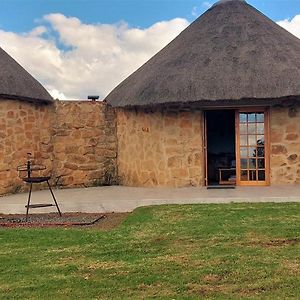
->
xmin=202 ymin=2 xmax=212 ymax=9
xmin=277 ymin=15 xmax=300 ymax=39
xmin=0 ymin=15 xmax=189 ymax=100
xmin=50 ymin=89 xmax=68 ymax=100
xmin=191 ymin=6 xmax=198 ymax=17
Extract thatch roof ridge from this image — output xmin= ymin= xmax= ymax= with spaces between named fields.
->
xmin=213 ymin=0 xmax=245 ymax=7
xmin=0 ymin=47 xmax=53 ymax=103
xmin=105 ymin=0 xmax=300 ymax=107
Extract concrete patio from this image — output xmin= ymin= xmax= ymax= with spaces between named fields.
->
xmin=0 ymin=185 xmax=300 ymax=214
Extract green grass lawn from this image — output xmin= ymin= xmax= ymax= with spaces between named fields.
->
xmin=1 ymin=203 xmax=300 ymax=299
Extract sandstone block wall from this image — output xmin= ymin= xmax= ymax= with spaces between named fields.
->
xmin=0 ymin=99 xmax=53 ymax=195
xmin=0 ymin=99 xmax=117 ymax=196
xmin=117 ymin=107 xmax=204 ymax=187
xmin=270 ymin=105 xmax=300 ymax=184
xmin=52 ymin=101 xmax=117 ymax=188
xmin=2 ymin=99 xmax=300 ymax=195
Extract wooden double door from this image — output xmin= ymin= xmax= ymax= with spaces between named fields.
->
xmin=204 ymin=108 xmax=270 ymax=186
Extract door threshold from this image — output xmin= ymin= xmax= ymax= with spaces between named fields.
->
xmin=207 ymin=185 xmax=236 ymax=190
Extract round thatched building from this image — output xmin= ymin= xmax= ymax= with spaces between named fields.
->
xmin=0 ymin=47 xmax=53 ymax=194
xmin=106 ymin=0 xmax=300 ymax=187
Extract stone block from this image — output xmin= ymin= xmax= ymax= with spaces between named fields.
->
xmin=171 ymin=168 xmax=188 ymax=178
xmin=180 ymin=119 xmax=192 ymax=129
xmin=55 ymin=129 xmax=69 ymax=136
xmin=188 ymin=167 xmax=200 ymax=177
xmin=286 ymin=123 xmax=298 ymax=133
xmin=78 ymin=164 xmax=99 ymax=171
xmin=272 ymin=145 xmax=287 ymax=155
xmin=64 ymin=162 xmax=78 ymax=170
xmin=167 ymin=156 xmax=182 ymax=168
xmin=271 ymin=155 xmax=286 ymax=166
xmin=270 ymin=129 xmax=284 ymax=143
xmin=285 ymin=133 xmax=299 ymax=141
xmin=7 ymin=111 xmax=14 ymax=118
xmin=142 ymin=160 xmax=155 ymax=171
xmin=287 ymin=154 xmax=298 ymax=164
xmin=65 ymin=145 xmax=80 ymax=154
xmin=165 ymin=147 xmax=181 ymax=155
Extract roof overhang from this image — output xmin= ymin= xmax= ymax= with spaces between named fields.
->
xmin=0 ymin=94 xmax=53 ymax=104
xmin=114 ymin=96 xmax=300 ymax=110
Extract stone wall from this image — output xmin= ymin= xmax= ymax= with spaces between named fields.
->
xmin=0 ymin=99 xmax=117 ymax=196
xmin=2 ymin=99 xmax=300 ymax=195
xmin=117 ymin=107 xmax=204 ymax=187
xmin=52 ymin=101 xmax=117 ymax=188
xmin=270 ymin=104 xmax=300 ymax=184
xmin=0 ymin=99 xmax=53 ymax=195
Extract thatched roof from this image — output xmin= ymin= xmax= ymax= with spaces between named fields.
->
xmin=0 ymin=47 xmax=52 ymax=103
xmin=105 ymin=0 xmax=300 ymax=107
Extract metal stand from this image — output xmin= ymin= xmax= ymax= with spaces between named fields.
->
xmin=18 ymin=154 xmax=62 ymax=222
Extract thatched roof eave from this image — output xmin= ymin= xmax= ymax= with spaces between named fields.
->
xmin=115 ymin=95 xmax=300 ymax=110
xmin=0 ymin=94 xmax=53 ymax=104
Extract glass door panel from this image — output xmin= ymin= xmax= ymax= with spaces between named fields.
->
xmin=237 ymin=110 xmax=269 ymax=185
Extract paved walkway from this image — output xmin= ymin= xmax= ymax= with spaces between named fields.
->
xmin=0 ymin=185 xmax=300 ymax=214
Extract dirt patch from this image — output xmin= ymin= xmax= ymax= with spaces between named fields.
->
xmin=186 ymin=283 xmax=224 ymax=296
xmin=248 ymin=238 xmax=300 ymax=247
xmin=92 ymin=212 xmax=130 ymax=231
xmin=0 ymin=212 xmax=130 ymax=230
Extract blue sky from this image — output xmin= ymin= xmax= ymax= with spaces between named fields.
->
xmin=0 ymin=0 xmax=299 ymax=32
xmin=0 ymin=0 xmax=299 ymax=99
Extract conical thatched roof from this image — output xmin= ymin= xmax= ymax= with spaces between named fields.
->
xmin=0 ymin=47 xmax=52 ymax=102
xmin=106 ymin=0 xmax=300 ymax=107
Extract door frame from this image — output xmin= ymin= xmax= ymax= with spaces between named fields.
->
xmin=235 ymin=107 xmax=270 ymax=186
xmin=203 ymin=108 xmax=236 ymax=186
xmin=203 ymin=111 xmax=208 ymax=186
xmin=203 ymin=107 xmax=270 ymax=186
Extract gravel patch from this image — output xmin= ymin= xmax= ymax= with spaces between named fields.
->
xmin=0 ymin=212 xmax=129 ymax=229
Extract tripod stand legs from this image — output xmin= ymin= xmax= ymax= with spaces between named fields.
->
xmin=25 ymin=183 xmax=32 ymax=222
xmin=46 ymin=180 xmax=62 ymax=217
xmin=25 ymin=180 xmax=62 ymax=222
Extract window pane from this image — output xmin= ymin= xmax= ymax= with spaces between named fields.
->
xmin=249 ymin=147 xmax=256 ymax=158
xmin=240 ymin=135 xmax=248 ymax=146
xmin=257 ymin=135 xmax=265 ymax=146
xmin=256 ymin=147 xmax=265 ymax=158
xmin=248 ymin=135 xmax=257 ymax=146
xmin=249 ymin=170 xmax=257 ymax=181
xmin=241 ymin=159 xmax=248 ymax=169
xmin=241 ymin=170 xmax=248 ymax=181
xmin=249 ymin=159 xmax=257 ymax=169
xmin=240 ymin=113 xmax=247 ymax=123
xmin=240 ymin=123 xmax=247 ymax=134
xmin=258 ymin=158 xmax=265 ymax=169
xmin=257 ymin=113 xmax=264 ymax=123
xmin=258 ymin=170 xmax=265 ymax=181
xmin=248 ymin=113 xmax=256 ymax=123
xmin=257 ymin=123 xmax=264 ymax=134
xmin=240 ymin=147 xmax=248 ymax=158
xmin=248 ymin=123 xmax=256 ymax=134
